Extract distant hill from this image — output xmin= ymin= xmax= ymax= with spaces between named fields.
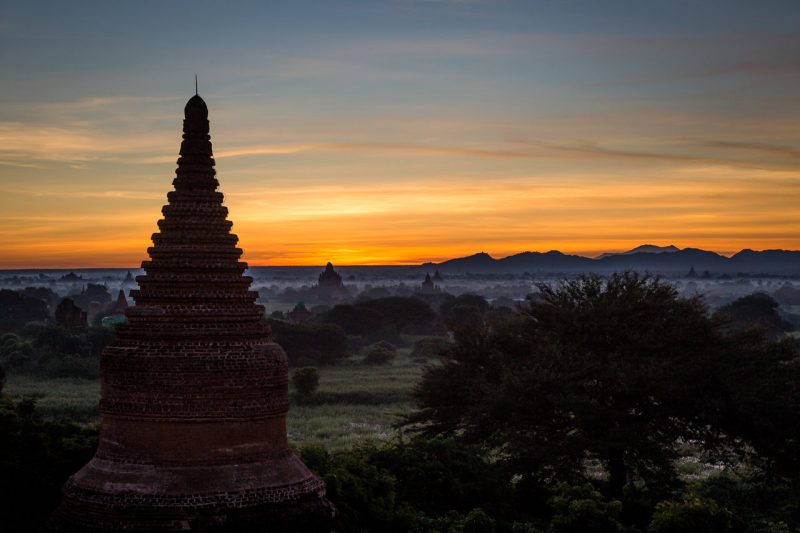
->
xmin=424 ymin=246 xmax=800 ymax=275
xmin=596 ymin=244 xmax=680 ymax=259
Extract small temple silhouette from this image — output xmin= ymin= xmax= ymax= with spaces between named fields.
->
xmin=317 ymin=261 xmax=343 ymax=290
xmin=315 ymin=261 xmax=348 ymax=301
xmin=49 ymin=94 xmax=333 ymax=531
xmin=419 ymin=272 xmax=440 ymax=294
xmin=54 ymin=298 xmax=87 ymax=329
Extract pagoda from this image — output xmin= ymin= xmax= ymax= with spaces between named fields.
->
xmin=50 ymin=94 xmax=333 ymax=531
xmin=317 ymin=262 xmax=343 ymax=290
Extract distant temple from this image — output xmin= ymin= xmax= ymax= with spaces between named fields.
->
xmin=50 ymin=94 xmax=333 ymax=530
xmin=100 ymin=290 xmax=129 ymax=328
xmin=433 ymin=270 xmax=444 ymax=282
xmin=59 ymin=272 xmax=82 ymax=282
xmin=419 ymin=272 xmax=440 ymax=294
xmin=122 ymin=270 xmax=135 ymax=284
xmin=318 ymin=261 xmax=343 ymax=290
xmin=54 ymin=298 xmax=87 ymax=329
xmin=287 ymin=301 xmax=313 ymax=323
xmin=112 ymin=289 xmax=128 ymax=314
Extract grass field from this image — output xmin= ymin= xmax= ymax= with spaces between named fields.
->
xmin=4 ymin=352 xmax=426 ymax=451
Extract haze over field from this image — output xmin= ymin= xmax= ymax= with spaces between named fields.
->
xmin=1 ymin=0 xmax=799 ymax=268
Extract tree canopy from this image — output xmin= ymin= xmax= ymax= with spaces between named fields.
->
xmin=408 ymin=272 xmax=799 ymax=499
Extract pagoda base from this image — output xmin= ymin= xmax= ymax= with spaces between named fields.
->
xmin=47 ymin=456 xmax=335 ymax=532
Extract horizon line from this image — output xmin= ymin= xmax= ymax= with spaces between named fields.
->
xmin=1 ymin=245 xmax=798 ymax=271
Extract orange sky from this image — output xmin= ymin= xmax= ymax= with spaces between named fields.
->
xmin=1 ymin=2 xmax=799 ymax=268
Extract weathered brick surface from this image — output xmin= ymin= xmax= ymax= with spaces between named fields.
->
xmin=49 ymin=94 xmax=334 ymax=532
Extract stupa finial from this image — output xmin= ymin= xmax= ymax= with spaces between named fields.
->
xmin=195 ymin=74 xmax=198 ymax=96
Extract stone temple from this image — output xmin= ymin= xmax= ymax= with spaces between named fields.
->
xmin=49 ymin=94 xmax=334 ymax=531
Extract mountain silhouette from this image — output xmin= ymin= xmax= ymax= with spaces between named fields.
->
xmin=425 ymin=246 xmax=800 ymax=275
xmin=596 ymin=244 xmax=680 ymax=259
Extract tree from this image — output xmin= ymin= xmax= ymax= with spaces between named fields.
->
xmin=318 ymin=304 xmax=387 ymax=339
xmin=0 ymin=289 xmax=49 ymax=332
xmin=714 ymin=293 xmax=793 ymax=340
xmin=68 ymin=283 xmax=112 ymax=311
xmin=408 ymin=273 xmax=798 ymax=499
xmin=362 ymin=341 xmax=397 ymax=365
xmin=357 ymin=297 xmax=438 ymax=336
xmin=292 ymin=367 xmax=320 ymax=398
xmin=268 ymin=319 xmax=348 ymax=366
xmin=440 ymin=294 xmax=489 ymax=330
xmin=0 ymin=396 xmax=98 ymax=530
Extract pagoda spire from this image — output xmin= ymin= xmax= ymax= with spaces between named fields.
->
xmin=50 ymin=95 xmax=334 ymax=531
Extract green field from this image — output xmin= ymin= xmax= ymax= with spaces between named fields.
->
xmin=4 ymin=353 xmax=426 ymax=451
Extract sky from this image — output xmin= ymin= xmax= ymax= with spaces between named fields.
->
xmin=0 ymin=0 xmax=799 ymax=268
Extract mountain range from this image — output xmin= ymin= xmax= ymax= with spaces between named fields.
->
xmin=422 ymin=245 xmax=800 ymax=275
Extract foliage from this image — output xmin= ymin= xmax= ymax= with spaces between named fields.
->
xmin=648 ymin=498 xmax=736 ymax=533
xmin=548 ymin=484 xmax=627 ymax=533
xmin=714 ymin=293 xmax=793 ymax=340
xmin=688 ymin=474 xmax=800 ymax=532
xmin=363 ymin=341 xmax=398 ymax=365
xmin=410 ymin=336 xmax=452 ymax=361
xmin=409 ymin=272 xmax=799 ymax=499
xmin=0 ymin=332 xmax=34 ymax=370
xmin=367 ymin=438 xmax=511 ymax=518
xmin=292 ymin=367 xmax=320 ymax=398
xmin=357 ymin=297 xmax=438 ymax=337
xmin=439 ymin=293 xmax=489 ymax=330
xmin=268 ymin=319 xmax=348 ymax=366
xmin=0 ymin=289 xmax=49 ymax=332
xmin=0 ymin=325 xmax=114 ymax=378
xmin=463 ymin=507 xmax=496 ymax=533
xmin=20 ymin=286 xmax=61 ymax=309
xmin=318 ymin=304 xmax=388 ymax=340
xmin=300 ymin=443 xmax=397 ymax=531
xmin=67 ymin=283 xmax=111 ymax=311
xmin=0 ymin=395 xmax=98 ymax=531
xmin=301 ymin=439 xmax=512 ymax=532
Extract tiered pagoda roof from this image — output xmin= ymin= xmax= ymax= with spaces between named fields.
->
xmin=50 ymin=94 xmax=334 ymax=532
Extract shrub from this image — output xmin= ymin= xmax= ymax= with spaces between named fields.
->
xmin=362 ymin=341 xmax=397 ymax=365
xmin=463 ymin=507 xmax=496 ymax=533
xmin=0 ymin=290 xmax=49 ymax=332
xmin=648 ymin=498 xmax=736 ymax=533
xmin=292 ymin=367 xmax=320 ymax=398
xmin=268 ymin=319 xmax=347 ymax=366
xmin=0 ymin=333 xmax=34 ymax=371
xmin=548 ymin=484 xmax=626 ymax=533
xmin=410 ymin=336 xmax=451 ymax=360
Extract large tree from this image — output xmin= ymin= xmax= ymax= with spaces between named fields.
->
xmin=408 ymin=272 xmax=798 ymax=499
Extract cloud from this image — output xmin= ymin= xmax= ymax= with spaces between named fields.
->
xmin=702 ymin=140 xmax=800 ymax=159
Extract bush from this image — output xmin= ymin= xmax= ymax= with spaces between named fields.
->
xmin=362 ymin=341 xmax=397 ymax=365
xmin=0 ymin=333 xmax=34 ymax=371
xmin=464 ymin=507 xmax=496 ymax=533
xmin=410 ymin=336 xmax=451 ymax=360
xmin=648 ymin=498 xmax=736 ymax=533
xmin=268 ymin=319 xmax=348 ymax=366
xmin=548 ymin=484 xmax=626 ymax=533
xmin=299 ymin=443 xmax=397 ymax=531
xmin=292 ymin=367 xmax=320 ymax=398
xmin=0 ymin=290 xmax=49 ymax=332
xmin=0 ymin=396 xmax=98 ymax=530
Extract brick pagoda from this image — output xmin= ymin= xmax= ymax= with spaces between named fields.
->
xmin=50 ymin=94 xmax=334 ymax=531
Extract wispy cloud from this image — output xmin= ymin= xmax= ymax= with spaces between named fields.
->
xmin=702 ymin=140 xmax=800 ymax=158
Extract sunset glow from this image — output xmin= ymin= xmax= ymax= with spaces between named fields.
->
xmin=1 ymin=1 xmax=798 ymax=267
